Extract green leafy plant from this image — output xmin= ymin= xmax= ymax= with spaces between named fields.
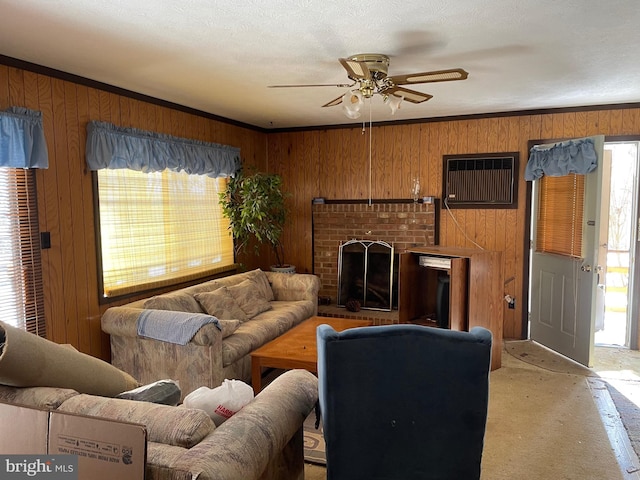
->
xmin=219 ymin=169 xmax=289 ymax=267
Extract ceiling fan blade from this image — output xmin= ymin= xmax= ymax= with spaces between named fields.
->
xmin=268 ymin=83 xmax=353 ymax=88
xmin=322 ymin=95 xmax=344 ymax=108
xmin=339 ymin=57 xmax=371 ymax=81
xmin=384 ymin=86 xmax=433 ymax=104
xmin=389 ymin=68 xmax=469 ymax=86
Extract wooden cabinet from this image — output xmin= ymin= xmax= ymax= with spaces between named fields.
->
xmin=398 ymin=246 xmax=503 ymax=370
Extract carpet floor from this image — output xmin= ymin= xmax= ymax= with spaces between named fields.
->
xmin=507 ymin=339 xmax=640 ymax=463
xmin=305 ymin=341 xmax=628 ymax=479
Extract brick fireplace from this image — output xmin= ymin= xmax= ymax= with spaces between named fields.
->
xmin=312 ymin=199 xmax=438 ymax=321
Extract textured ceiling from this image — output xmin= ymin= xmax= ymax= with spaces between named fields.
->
xmin=1 ymin=0 xmax=639 ymax=130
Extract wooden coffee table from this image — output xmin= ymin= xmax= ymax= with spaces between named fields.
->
xmin=251 ymin=316 xmax=372 ymax=392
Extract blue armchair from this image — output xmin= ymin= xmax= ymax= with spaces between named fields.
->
xmin=317 ymin=324 xmax=492 ymax=480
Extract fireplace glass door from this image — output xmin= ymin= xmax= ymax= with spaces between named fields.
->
xmin=338 ymin=240 xmax=394 ymax=311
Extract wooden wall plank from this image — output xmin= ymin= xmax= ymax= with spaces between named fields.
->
xmin=51 ymin=78 xmax=78 ymax=345
xmin=22 ymin=71 xmax=39 ymax=109
xmin=622 ymin=108 xmax=640 ymax=134
xmin=409 ymin=124 xmax=421 ymax=196
xmin=75 ymin=84 xmax=96 ymax=354
xmin=585 ymin=111 xmax=600 ymax=136
xmin=575 ymin=110 xmax=587 ymax=138
xmin=82 ymin=87 xmax=104 ymax=357
xmin=0 ymin=65 xmax=9 ymax=106
xmin=8 ymin=67 xmax=25 ymax=105
xmin=598 ymin=110 xmax=611 ymax=134
xmin=64 ymin=81 xmax=89 ymax=351
xmin=610 ymin=109 xmax=623 ymax=133
xmin=35 ymin=74 xmax=57 ymax=342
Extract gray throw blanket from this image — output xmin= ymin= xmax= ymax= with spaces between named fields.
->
xmin=137 ymin=310 xmax=220 ymax=345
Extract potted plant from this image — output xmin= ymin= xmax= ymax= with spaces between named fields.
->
xmin=219 ymin=168 xmax=295 ymax=272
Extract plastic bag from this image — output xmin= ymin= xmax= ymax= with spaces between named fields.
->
xmin=183 ymin=379 xmax=254 ymax=425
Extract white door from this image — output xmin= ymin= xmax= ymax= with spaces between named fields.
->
xmin=529 ymin=135 xmax=605 ymax=367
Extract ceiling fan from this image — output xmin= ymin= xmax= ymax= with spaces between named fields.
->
xmin=269 ymin=53 xmax=468 ymax=118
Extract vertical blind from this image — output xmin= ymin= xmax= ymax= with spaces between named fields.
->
xmin=0 ymin=168 xmax=46 ymax=336
xmin=97 ymin=168 xmax=234 ymax=297
xmin=535 ymin=173 xmax=585 ymax=257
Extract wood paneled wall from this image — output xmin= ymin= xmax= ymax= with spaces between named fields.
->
xmin=4 ymin=60 xmax=640 ymax=360
xmin=0 ymin=64 xmax=266 ymax=361
xmin=268 ymin=109 xmax=640 ymax=341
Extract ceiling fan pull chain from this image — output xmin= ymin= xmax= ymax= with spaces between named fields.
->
xmin=368 ymin=98 xmax=373 ymax=207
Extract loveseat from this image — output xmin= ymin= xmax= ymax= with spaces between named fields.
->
xmin=0 ymin=368 xmax=318 ymax=480
xmin=102 ymin=269 xmax=320 ymax=399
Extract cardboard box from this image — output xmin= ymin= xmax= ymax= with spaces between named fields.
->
xmin=0 ymin=402 xmax=146 ymax=479
xmin=0 ymin=403 xmax=49 ymax=454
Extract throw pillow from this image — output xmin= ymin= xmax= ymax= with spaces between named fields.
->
xmin=217 ymin=319 xmax=242 ymax=338
xmin=246 ymin=269 xmax=275 ymax=301
xmin=226 ymin=279 xmax=272 ymax=319
xmin=193 ymin=289 xmax=249 ymax=322
xmin=191 ymin=319 xmax=242 ymax=345
xmin=143 ymin=292 xmax=203 ymax=314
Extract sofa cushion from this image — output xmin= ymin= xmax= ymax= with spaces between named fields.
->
xmin=0 ymin=385 xmax=78 ymax=409
xmin=227 ymin=279 xmax=272 ymax=319
xmin=58 ymin=394 xmax=215 ymax=448
xmin=246 ymin=269 xmax=275 ymax=301
xmin=194 ymin=289 xmax=249 ymax=322
xmin=213 ymin=271 xmax=255 ymax=288
xmin=146 ymin=442 xmax=188 ymax=475
xmin=182 ymin=278 xmax=225 ymax=296
xmin=218 ymin=319 xmax=242 ymax=338
xmin=221 ymin=301 xmax=312 ymax=366
xmin=190 ymin=320 xmax=241 ymax=346
xmin=144 ymin=292 xmax=203 ymax=314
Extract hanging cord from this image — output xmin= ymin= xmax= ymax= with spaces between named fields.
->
xmin=443 ymin=198 xmax=485 ymax=250
xmin=368 ymin=98 xmax=373 ymax=207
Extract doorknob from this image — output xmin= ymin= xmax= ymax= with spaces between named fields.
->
xmin=581 ymin=265 xmax=592 ymax=272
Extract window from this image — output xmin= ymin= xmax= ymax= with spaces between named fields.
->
xmin=97 ymin=168 xmax=234 ymax=298
xmin=0 ymin=168 xmax=46 ymax=336
xmin=535 ymin=173 xmax=585 ymax=258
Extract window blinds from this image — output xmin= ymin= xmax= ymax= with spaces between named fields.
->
xmin=535 ymin=173 xmax=585 ymax=258
xmin=97 ymin=168 xmax=234 ymax=297
xmin=0 ymin=168 xmax=46 ymax=336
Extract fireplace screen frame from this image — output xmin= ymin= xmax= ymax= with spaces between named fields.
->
xmin=337 ymin=239 xmax=395 ymax=312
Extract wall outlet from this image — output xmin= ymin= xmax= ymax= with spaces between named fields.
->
xmin=504 ymin=294 xmax=515 ymax=309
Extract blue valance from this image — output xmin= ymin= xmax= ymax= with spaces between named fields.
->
xmin=525 ymin=137 xmax=597 ymax=181
xmin=85 ymin=121 xmax=240 ymax=177
xmin=0 ymin=107 xmax=48 ymax=169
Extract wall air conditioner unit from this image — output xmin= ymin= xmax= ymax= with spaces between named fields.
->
xmin=443 ymin=152 xmax=519 ymax=209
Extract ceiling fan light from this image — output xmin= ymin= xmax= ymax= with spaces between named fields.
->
xmin=385 ymin=94 xmax=404 ymax=115
xmin=342 ymin=90 xmax=363 ymax=118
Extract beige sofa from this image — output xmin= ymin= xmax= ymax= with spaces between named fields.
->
xmin=102 ymin=269 xmax=320 ymax=399
xmin=0 ymin=368 xmax=318 ymax=480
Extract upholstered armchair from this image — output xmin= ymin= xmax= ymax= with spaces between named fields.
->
xmin=316 ymin=324 xmax=492 ymax=480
